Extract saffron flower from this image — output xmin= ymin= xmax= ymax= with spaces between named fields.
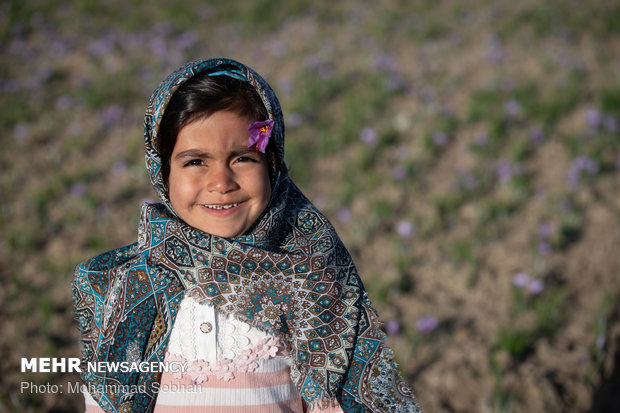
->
xmin=431 ymin=131 xmax=448 ymax=147
xmin=359 ymin=126 xmax=378 ymax=147
xmin=70 ymin=182 xmax=87 ymax=198
xmin=504 ymin=100 xmax=522 ymax=117
xmin=337 ymin=208 xmax=352 ymax=223
xmin=392 ymin=165 xmax=407 ymax=181
xmin=585 ymin=108 xmax=602 ymax=129
xmin=603 ymin=115 xmax=618 ymax=133
xmin=385 ymin=319 xmax=401 ymax=335
xmin=538 ymin=222 xmax=553 ymax=239
xmin=527 ymin=279 xmax=545 ymax=295
xmin=538 ymin=241 xmax=552 ymax=256
xmin=495 ymin=159 xmax=523 ymax=184
xmin=512 ymin=272 xmax=530 ymax=288
xmin=395 ymin=220 xmax=415 ymax=238
xmin=415 ymin=316 xmax=438 ymax=334
xmin=566 ymin=155 xmax=599 ymax=189
xmin=473 ymin=132 xmax=489 ymax=146
xmin=529 ymin=127 xmax=545 ymax=144
xmin=248 ymin=120 xmax=274 ymax=153
xmin=512 ymin=272 xmax=545 ymax=295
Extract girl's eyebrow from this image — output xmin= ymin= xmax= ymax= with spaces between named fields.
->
xmin=174 ymin=149 xmax=210 ymax=160
xmin=174 ymin=147 xmax=256 ymax=160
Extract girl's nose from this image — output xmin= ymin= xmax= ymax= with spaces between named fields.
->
xmin=206 ymin=164 xmax=238 ymax=194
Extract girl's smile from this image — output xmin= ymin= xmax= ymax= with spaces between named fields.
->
xmin=168 ymin=111 xmax=271 ymax=238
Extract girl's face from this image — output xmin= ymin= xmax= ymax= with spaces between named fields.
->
xmin=168 ymin=110 xmax=272 ymax=238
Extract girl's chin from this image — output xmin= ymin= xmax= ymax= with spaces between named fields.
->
xmin=191 ymin=221 xmax=248 ymax=238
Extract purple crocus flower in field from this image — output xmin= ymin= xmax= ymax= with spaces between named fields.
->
xmin=512 ymin=272 xmax=530 ymax=288
xmin=385 ymin=319 xmax=401 ymax=335
xmin=70 ymin=182 xmax=87 ymax=198
xmin=487 ymin=36 xmax=504 ymax=64
xmin=359 ymin=126 xmax=378 ymax=147
xmin=512 ymin=272 xmax=545 ymax=294
xmin=460 ymin=173 xmax=478 ymax=190
xmin=431 ymin=131 xmax=448 ymax=147
xmin=529 ymin=127 xmax=545 ymax=144
xmin=566 ymin=155 xmax=599 ymax=188
xmin=12 ymin=123 xmax=29 ymax=140
xmin=337 ymin=208 xmax=352 ymax=223
xmin=88 ymin=36 xmax=115 ymax=57
xmin=55 ymin=95 xmax=73 ymax=111
xmin=576 ymin=156 xmax=599 ymax=174
xmin=247 ymin=120 xmax=274 ymax=153
xmin=473 ymin=132 xmax=489 ymax=147
xmin=504 ymin=100 xmax=522 ymax=117
xmin=538 ymin=241 xmax=552 ymax=256
xmin=496 ymin=159 xmax=511 ymax=183
xmin=112 ymin=160 xmax=128 ymax=176
xmin=99 ymin=105 xmax=123 ymax=125
xmin=538 ymin=222 xmax=553 ymax=239
xmin=286 ymin=113 xmax=304 ymax=128
xmin=561 ymin=198 xmax=573 ymax=212
xmin=395 ymin=220 xmax=415 ymax=238
xmin=495 ymin=159 xmax=522 ymax=184
xmin=67 ymin=120 xmax=83 ymax=137
xmin=603 ymin=115 xmax=618 ymax=133
xmin=416 ymin=316 xmax=438 ymax=333
xmin=175 ymin=30 xmax=198 ymax=51
xmin=585 ymin=108 xmax=602 ymax=129
xmin=149 ymin=36 xmax=168 ymax=57
xmin=527 ymin=279 xmax=545 ymax=295
xmin=392 ymin=165 xmax=407 ymax=181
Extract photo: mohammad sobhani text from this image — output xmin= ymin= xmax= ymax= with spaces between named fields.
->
xmin=20 ymin=381 xmax=202 ymax=394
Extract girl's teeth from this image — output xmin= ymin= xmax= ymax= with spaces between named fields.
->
xmin=205 ymin=203 xmax=238 ymax=210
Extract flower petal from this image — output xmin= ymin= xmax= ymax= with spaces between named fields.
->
xmin=247 ymin=120 xmax=273 ymax=153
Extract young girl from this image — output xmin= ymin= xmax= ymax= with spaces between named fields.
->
xmin=73 ymin=58 xmax=422 ymax=413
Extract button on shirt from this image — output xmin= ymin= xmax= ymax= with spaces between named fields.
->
xmin=165 ymin=296 xmax=264 ymax=363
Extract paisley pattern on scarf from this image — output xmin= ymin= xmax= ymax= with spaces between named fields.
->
xmin=73 ymin=58 xmax=422 ymax=412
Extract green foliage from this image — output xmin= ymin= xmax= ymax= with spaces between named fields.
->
xmin=532 ymin=288 xmax=566 ymax=338
xmin=591 ymin=294 xmax=615 ymax=372
xmin=556 ymin=210 xmax=583 ymax=250
xmin=212 ymin=0 xmax=311 ymax=35
xmin=476 ymin=198 xmax=520 ymax=229
xmin=537 ymin=74 xmax=584 ymax=127
xmin=444 ymin=239 xmax=475 ymax=267
xmin=598 ymin=86 xmax=620 ymax=113
xmin=499 ymin=285 xmax=567 ymax=360
xmin=468 ymin=89 xmax=503 ymax=123
xmin=497 ymin=327 xmax=534 ymax=358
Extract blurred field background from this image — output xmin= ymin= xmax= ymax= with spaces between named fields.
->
xmin=2 ymin=0 xmax=620 ymax=411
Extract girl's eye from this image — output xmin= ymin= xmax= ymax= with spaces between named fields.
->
xmin=184 ymin=159 xmax=204 ymax=167
xmin=235 ymin=156 xmax=256 ymax=163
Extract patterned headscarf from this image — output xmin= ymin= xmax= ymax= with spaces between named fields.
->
xmin=73 ymin=58 xmax=422 ymax=412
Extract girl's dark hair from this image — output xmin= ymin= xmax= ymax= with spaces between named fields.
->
xmin=158 ymin=72 xmax=280 ymax=190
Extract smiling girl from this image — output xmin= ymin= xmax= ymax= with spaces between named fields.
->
xmin=73 ymin=58 xmax=422 ymax=413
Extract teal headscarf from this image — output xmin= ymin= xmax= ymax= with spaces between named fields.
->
xmin=73 ymin=58 xmax=422 ymax=412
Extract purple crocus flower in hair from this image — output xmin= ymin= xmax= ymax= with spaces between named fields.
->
xmin=248 ymin=119 xmax=274 ymax=153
